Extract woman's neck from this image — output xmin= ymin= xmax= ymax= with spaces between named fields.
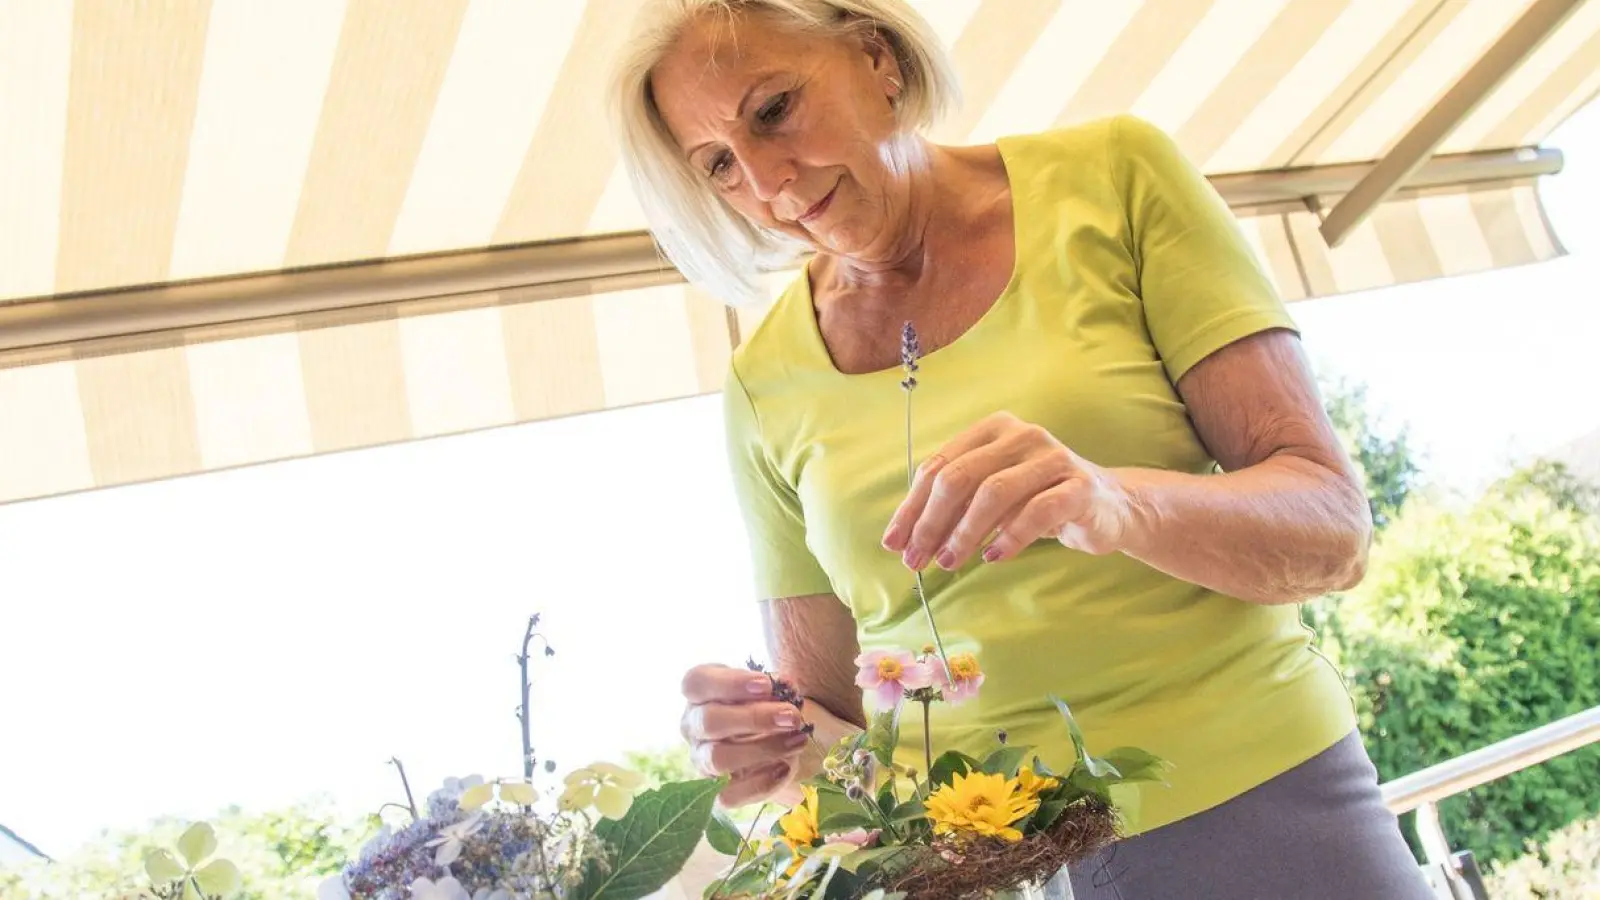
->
xmin=817 ymin=141 xmax=999 ymax=298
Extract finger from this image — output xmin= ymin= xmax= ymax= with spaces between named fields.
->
xmin=985 ymin=478 xmax=1093 ymax=562
xmin=693 ymin=731 xmax=810 ymax=778
xmin=681 ymin=664 xmax=773 ymax=705
xmin=681 ymin=700 xmax=805 ymax=743
xmin=901 ymin=428 xmax=1037 ymax=570
xmin=717 ymin=761 xmax=794 ymax=808
xmin=936 ymin=455 xmax=1070 ymax=570
xmin=881 ymin=413 xmax=1012 ymax=552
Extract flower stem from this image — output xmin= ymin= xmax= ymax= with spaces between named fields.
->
xmin=922 ymin=698 xmax=933 ymax=783
xmin=520 ymin=616 xmax=539 ymax=781
xmin=389 ymin=757 xmax=418 ymax=821
xmin=905 ymin=380 xmax=955 ymax=686
xmin=711 ymin=803 xmax=772 ymax=899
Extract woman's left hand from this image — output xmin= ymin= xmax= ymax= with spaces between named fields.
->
xmin=880 ymin=412 xmax=1134 ymax=569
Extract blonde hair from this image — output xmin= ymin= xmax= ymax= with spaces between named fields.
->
xmin=607 ymin=0 xmax=960 ymax=305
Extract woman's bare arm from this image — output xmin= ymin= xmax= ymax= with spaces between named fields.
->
xmin=1112 ymin=328 xmax=1373 ymax=603
xmin=759 ymin=593 xmax=866 ymax=803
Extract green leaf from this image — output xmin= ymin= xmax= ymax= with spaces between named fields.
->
xmin=1099 ymin=747 xmax=1170 ymax=785
xmin=876 ymin=778 xmax=897 ymax=815
xmin=864 ymin=708 xmax=901 ymax=768
xmin=889 ymin=799 xmax=926 ymax=823
xmin=837 ymin=845 xmax=907 ymax=874
xmin=1049 ymin=695 xmax=1117 ymax=777
xmin=814 ymin=784 xmax=860 ymax=831
xmin=579 ymin=777 xmax=723 ymax=900
xmin=705 ymin=810 xmax=743 ymax=856
xmin=927 ymin=750 xmax=979 ymax=788
xmin=1068 ymin=768 xmax=1115 ymax=804
xmin=1030 ymin=789 xmax=1096 ymax=834
xmin=704 ymin=862 xmax=771 ymax=899
xmin=176 ymin=823 xmax=217 ymax=868
xmin=980 ymin=745 xmax=1032 ymax=778
xmin=821 ymin=811 xmax=876 ymax=832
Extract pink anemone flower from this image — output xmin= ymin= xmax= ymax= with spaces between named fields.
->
xmin=854 ymin=649 xmax=934 ymax=709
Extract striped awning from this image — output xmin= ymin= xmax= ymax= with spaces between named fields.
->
xmin=1 ymin=0 xmax=1597 ymax=505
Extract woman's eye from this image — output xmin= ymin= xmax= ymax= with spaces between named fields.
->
xmin=708 ymin=152 xmax=734 ymax=181
xmin=756 ymin=92 xmax=791 ymax=126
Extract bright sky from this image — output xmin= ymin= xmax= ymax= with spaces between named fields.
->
xmin=2 ymin=103 xmax=1597 ymax=861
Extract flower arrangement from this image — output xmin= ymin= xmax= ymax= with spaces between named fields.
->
xmin=698 ymin=325 xmax=1170 ymax=900
xmin=310 ymin=614 xmax=726 ymax=900
xmin=125 ymin=614 xmax=723 ymax=900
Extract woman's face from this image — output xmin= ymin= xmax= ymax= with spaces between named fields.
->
xmin=649 ymin=11 xmax=908 ymax=259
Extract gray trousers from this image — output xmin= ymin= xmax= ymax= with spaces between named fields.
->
xmin=1052 ymin=731 xmax=1437 ymax=900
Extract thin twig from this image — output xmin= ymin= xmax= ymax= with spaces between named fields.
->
xmin=389 ymin=757 xmax=418 ymax=821
xmin=521 ymin=618 xmax=537 ymax=781
xmin=519 ymin=614 xmax=553 ymax=781
xmin=710 ymin=802 xmax=772 ymax=899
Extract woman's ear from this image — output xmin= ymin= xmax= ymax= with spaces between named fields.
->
xmin=859 ymin=30 xmax=903 ymax=100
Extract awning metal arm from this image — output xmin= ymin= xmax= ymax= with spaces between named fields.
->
xmin=0 ymin=147 xmax=1565 ymax=359
xmin=1319 ymin=0 xmax=1583 ymax=247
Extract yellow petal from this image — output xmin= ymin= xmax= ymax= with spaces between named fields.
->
xmin=500 ymin=782 xmax=538 ymax=806
xmin=559 ymin=784 xmax=593 ymax=812
xmin=195 ymin=859 xmax=242 ymax=897
xmin=459 ymin=783 xmax=494 ymax=810
xmin=177 ymin=823 xmax=217 ymax=868
xmin=595 ymin=763 xmax=647 ymax=791
xmin=594 ymin=784 xmax=634 ymax=819
xmin=143 ymin=848 xmax=185 ymax=883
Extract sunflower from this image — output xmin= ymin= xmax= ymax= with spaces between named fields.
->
xmin=1017 ymin=766 xmax=1061 ymax=798
xmin=777 ymin=784 xmax=821 ymax=849
xmin=925 ymin=771 xmax=1040 ymax=842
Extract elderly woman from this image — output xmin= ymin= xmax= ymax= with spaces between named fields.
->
xmin=609 ymin=2 xmax=1434 ymax=897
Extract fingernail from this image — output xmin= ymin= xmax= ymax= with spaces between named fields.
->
xmin=882 ymin=524 xmax=904 ymax=549
xmin=784 ymin=731 xmax=809 ymax=747
xmin=904 ymin=549 xmax=925 ymax=570
xmin=982 ymin=545 xmax=1003 ymax=563
xmin=935 ymin=548 xmax=955 ymax=569
xmin=747 ymin=678 xmax=770 ymax=696
xmin=775 ymin=710 xmax=799 ymax=728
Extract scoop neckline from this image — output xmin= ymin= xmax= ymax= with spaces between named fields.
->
xmin=793 ymin=135 xmax=1025 ymax=381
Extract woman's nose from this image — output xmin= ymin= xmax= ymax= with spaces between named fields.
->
xmin=741 ymin=142 xmax=796 ymax=204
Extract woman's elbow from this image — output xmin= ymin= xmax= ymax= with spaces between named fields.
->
xmin=1324 ymin=480 xmax=1374 ymax=593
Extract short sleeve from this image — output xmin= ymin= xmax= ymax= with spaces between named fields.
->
xmin=1111 ymin=115 xmax=1298 ymax=384
xmin=722 ymin=363 xmax=835 ymax=600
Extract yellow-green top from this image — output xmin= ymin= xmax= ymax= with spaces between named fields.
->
xmin=723 ymin=115 xmax=1355 ymax=834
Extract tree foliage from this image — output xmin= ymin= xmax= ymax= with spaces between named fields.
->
xmin=0 ymin=801 xmax=375 ymax=900
xmin=1320 ymin=376 xmax=1421 ymax=531
xmin=1320 ymin=463 xmax=1600 ymax=863
xmin=1484 ymin=815 xmax=1600 ymax=899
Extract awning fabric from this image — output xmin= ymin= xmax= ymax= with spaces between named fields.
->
xmin=1 ymin=0 xmax=1596 ymax=505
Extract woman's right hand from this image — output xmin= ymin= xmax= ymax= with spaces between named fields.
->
xmin=680 ymin=663 xmax=812 ymax=807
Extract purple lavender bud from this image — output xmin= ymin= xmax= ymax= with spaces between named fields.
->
xmin=900 ymin=322 xmax=921 ymax=372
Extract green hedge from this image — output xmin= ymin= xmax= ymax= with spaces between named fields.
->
xmin=1316 ymin=464 xmax=1600 ymax=864
xmin=1485 ymin=815 xmax=1600 ymax=899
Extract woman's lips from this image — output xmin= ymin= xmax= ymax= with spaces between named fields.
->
xmin=799 ymin=184 xmax=837 ymax=223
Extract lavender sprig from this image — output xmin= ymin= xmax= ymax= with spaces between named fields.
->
xmin=900 ymin=322 xmax=954 ymax=685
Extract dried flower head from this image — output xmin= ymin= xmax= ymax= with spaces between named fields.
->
xmin=900 ymin=321 xmax=921 ymax=390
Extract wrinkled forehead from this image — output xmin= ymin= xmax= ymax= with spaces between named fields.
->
xmin=649 ymin=10 xmax=837 ymax=139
